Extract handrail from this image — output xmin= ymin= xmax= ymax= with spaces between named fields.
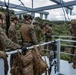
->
xmin=60 ymin=39 xmax=76 ymax=42
xmin=6 ymin=40 xmax=57 ymax=75
xmin=52 ymin=35 xmax=76 ymax=38
xmin=6 ymin=40 xmax=56 ymax=55
xmin=0 ymin=38 xmax=76 ymax=75
xmin=61 ymin=44 xmax=76 ymax=48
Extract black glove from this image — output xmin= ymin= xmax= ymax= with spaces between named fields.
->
xmin=21 ymin=46 xmax=28 ymax=55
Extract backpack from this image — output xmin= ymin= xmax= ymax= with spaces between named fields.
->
xmin=32 ymin=45 xmax=48 ymax=75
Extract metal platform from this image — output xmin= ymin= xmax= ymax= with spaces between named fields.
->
xmin=51 ymin=60 xmax=76 ymax=75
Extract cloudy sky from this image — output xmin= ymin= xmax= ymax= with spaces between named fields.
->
xmin=1 ymin=0 xmax=76 ymax=21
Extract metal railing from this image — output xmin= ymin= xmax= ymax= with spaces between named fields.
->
xmin=52 ymin=35 xmax=76 ymax=39
xmin=0 ymin=37 xmax=76 ymax=75
xmin=56 ymin=39 xmax=76 ymax=75
xmin=0 ymin=40 xmax=56 ymax=75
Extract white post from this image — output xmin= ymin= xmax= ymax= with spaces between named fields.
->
xmin=45 ymin=14 xmax=48 ymax=20
xmin=0 ymin=58 xmax=5 ymax=75
xmin=40 ymin=13 xmax=43 ymax=19
xmin=7 ymin=55 xmax=11 ymax=75
xmin=57 ymin=39 xmax=60 ymax=74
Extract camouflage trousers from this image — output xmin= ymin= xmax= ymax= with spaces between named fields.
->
xmin=10 ymin=49 xmax=34 ymax=75
xmin=10 ymin=53 xmax=21 ymax=75
xmin=10 ymin=53 xmax=18 ymax=67
xmin=44 ymin=37 xmax=52 ymax=50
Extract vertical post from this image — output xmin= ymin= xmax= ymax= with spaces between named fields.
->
xmin=31 ymin=0 xmax=35 ymax=17
xmin=7 ymin=55 xmax=11 ymax=75
xmin=31 ymin=12 xmax=35 ymax=18
xmin=31 ymin=12 xmax=35 ymax=25
xmin=57 ymin=39 xmax=60 ymax=74
xmin=0 ymin=58 xmax=5 ymax=75
xmin=32 ymin=0 xmax=33 ymax=9
xmin=31 ymin=0 xmax=35 ymax=25
xmin=21 ymin=14 xmax=24 ymax=19
xmin=40 ymin=13 xmax=43 ymax=19
xmin=45 ymin=14 xmax=48 ymax=20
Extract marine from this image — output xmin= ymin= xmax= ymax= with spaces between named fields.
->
xmin=43 ymin=22 xmax=53 ymax=50
xmin=8 ymin=15 xmax=19 ymax=43
xmin=0 ymin=12 xmax=21 ymax=75
xmin=33 ymin=20 xmax=43 ymax=43
xmin=8 ymin=15 xmax=19 ymax=69
xmin=20 ymin=14 xmax=38 ymax=47
xmin=20 ymin=14 xmax=38 ymax=75
xmin=0 ymin=12 xmax=27 ymax=75
xmin=69 ymin=20 xmax=76 ymax=69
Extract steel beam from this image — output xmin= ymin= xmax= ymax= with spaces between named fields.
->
xmin=0 ymin=1 xmax=76 ymax=14
xmin=50 ymin=0 xmax=73 ymax=10
xmin=40 ymin=13 xmax=43 ymax=19
xmin=0 ymin=1 xmax=49 ymax=15
xmin=33 ymin=1 xmax=76 ymax=12
xmin=14 ymin=10 xmax=49 ymax=15
xmin=14 ymin=11 xmax=30 ymax=15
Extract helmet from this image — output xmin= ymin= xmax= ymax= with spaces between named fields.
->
xmin=23 ymin=14 xmax=33 ymax=20
xmin=43 ymin=22 xmax=48 ymax=26
xmin=0 ymin=12 xmax=5 ymax=19
xmin=71 ymin=20 xmax=76 ymax=25
xmin=33 ymin=20 xmax=39 ymax=25
xmin=11 ymin=15 xmax=19 ymax=21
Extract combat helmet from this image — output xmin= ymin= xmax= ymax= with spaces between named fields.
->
xmin=43 ymin=22 xmax=48 ymax=26
xmin=33 ymin=20 xmax=39 ymax=25
xmin=11 ymin=15 xmax=19 ymax=21
xmin=71 ymin=20 xmax=76 ymax=25
xmin=23 ymin=14 xmax=33 ymax=20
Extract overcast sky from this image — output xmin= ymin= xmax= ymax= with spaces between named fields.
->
xmin=1 ymin=0 xmax=76 ymax=21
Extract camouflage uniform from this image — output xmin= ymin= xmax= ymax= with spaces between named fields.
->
xmin=33 ymin=20 xmax=43 ymax=43
xmin=0 ymin=27 xmax=21 ymax=75
xmin=8 ymin=15 xmax=19 ymax=43
xmin=0 ymin=14 xmax=21 ymax=75
xmin=20 ymin=14 xmax=38 ymax=75
xmin=70 ymin=20 xmax=76 ymax=69
xmin=0 ymin=27 xmax=20 ymax=49
xmin=20 ymin=15 xmax=38 ymax=47
xmin=43 ymin=23 xmax=52 ymax=50
xmin=8 ymin=16 xmax=19 ymax=69
xmin=8 ymin=23 xmax=18 ymax=43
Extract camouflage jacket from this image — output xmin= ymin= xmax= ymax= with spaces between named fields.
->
xmin=20 ymin=22 xmax=38 ymax=45
xmin=8 ymin=23 xmax=18 ymax=43
xmin=34 ymin=25 xmax=43 ymax=43
xmin=43 ymin=26 xmax=53 ymax=37
xmin=0 ymin=27 xmax=21 ymax=51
